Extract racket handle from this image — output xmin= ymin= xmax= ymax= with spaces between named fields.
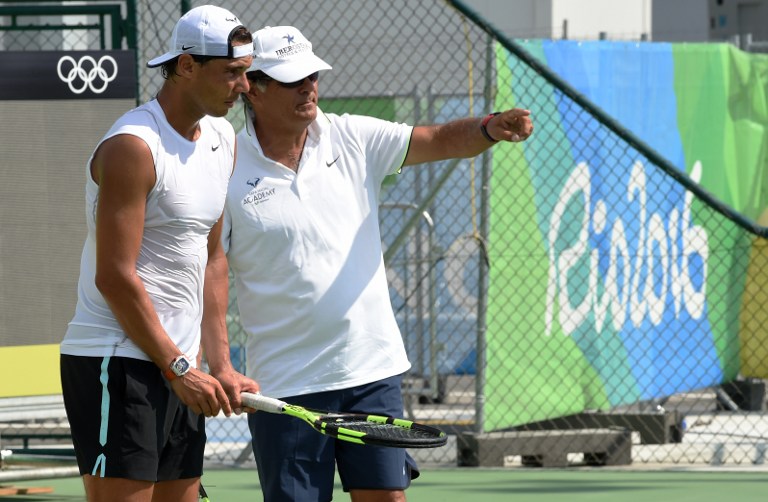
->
xmin=241 ymin=392 xmax=287 ymax=414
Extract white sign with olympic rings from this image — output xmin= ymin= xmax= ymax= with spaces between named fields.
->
xmin=56 ymin=55 xmax=119 ymax=94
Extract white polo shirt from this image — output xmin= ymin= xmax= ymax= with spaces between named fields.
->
xmin=223 ymin=109 xmax=413 ymax=397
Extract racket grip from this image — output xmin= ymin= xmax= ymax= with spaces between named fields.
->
xmin=240 ymin=392 xmax=287 ymax=414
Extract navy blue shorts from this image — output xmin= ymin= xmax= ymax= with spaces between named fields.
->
xmin=248 ymin=374 xmax=419 ymax=501
xmin=60 ymin=354 xmax=205 ymax=481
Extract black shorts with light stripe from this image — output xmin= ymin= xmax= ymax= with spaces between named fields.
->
xmin=60 ymin=354 xmax=205 ymax=481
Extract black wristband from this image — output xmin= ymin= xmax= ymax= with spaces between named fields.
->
xmin=480 ymin=112 xmax=501 ymax=142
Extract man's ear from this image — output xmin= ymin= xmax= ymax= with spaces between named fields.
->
xmin=244 ymin=81 xmax=262 ymax=102
xmin=175 ymin=54 xmax=197 ymax=79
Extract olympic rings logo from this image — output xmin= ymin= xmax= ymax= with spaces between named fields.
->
xmin=56 ymin=55 xmax=119 ymax=94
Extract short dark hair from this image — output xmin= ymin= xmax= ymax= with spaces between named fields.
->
xmin=246 ymin=70 xmax=271 ymax=82
xmin=160 ymin=26 xmax=253 ymax=80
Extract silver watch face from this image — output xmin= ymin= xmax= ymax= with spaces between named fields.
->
xmin=172 ymin=356 xmax=191 ymax=376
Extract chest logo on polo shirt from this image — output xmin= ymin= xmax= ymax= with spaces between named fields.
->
xmin=242 ymin=177 xmax=275 ymax=207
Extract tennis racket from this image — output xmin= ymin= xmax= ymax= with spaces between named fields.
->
xmin=241 ymin=392 xmax=447 ymax=448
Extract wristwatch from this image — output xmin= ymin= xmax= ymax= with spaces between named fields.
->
xmin=164 ymin=354 xmax=192 ymax=381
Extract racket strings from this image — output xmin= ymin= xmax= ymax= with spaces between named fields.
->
xmin=342 ymin=421 xmax=427 ymax=435
xmin=321 ymin=419 xmax=443 ymax=442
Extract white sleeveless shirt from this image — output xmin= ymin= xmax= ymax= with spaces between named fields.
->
xmin=61 ymin=99 xmax=235 ymax=362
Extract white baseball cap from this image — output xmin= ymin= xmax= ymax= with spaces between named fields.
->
xmin=248 ymin=26 xmax=332 ymax=82
xmin=147 ymin=5 xmax=253 ymax=68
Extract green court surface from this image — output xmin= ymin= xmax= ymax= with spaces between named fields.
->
xmin=1 ymin=468 xmax=767 ymax=501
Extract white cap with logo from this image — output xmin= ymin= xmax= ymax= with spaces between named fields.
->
xmin=248 ymin=25 xmax=332 ymax=82
xmin=147 ymin=5 xmax=253 ymax=68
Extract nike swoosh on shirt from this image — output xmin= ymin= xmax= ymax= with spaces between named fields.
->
xmin=212 ymin=145 xmax=220 ymax=152
xmin=326 ymin=156 xmax=340 ymax=167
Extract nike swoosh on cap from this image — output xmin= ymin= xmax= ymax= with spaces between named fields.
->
xmin=182 ymin=45 xmax=196 ymax=51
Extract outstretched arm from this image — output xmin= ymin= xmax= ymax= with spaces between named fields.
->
xmin=403 ymin=108 xmax=533 ymax=166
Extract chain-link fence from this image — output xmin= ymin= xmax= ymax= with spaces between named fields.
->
xmin=3 ymin=0 xmax=768 ymax=469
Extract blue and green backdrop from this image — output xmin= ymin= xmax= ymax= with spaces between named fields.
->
xmin=485 ymin=40 xmax=768 ymax=431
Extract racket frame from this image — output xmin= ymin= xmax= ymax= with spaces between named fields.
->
xmin=242 ymin=392 xmax=447 ymax=448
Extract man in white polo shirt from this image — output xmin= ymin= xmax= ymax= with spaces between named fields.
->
xmin=224 ymin=25 xmax=533 ymax=501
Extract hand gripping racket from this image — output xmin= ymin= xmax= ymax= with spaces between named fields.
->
xmin=241 ymin=392 xmax=447 ymax=448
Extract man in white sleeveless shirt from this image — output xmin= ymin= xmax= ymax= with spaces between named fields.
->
xmin=59 ymin=6 xmax=258 ymax=501
xmin=224 ymin=25 xmax=534 ymax=502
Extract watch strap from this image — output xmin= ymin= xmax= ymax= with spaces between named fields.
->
xmin=163 ymin=367 xmax=178 ymax=381
xmin=480 ymin=112 xmax=501 ymax=142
